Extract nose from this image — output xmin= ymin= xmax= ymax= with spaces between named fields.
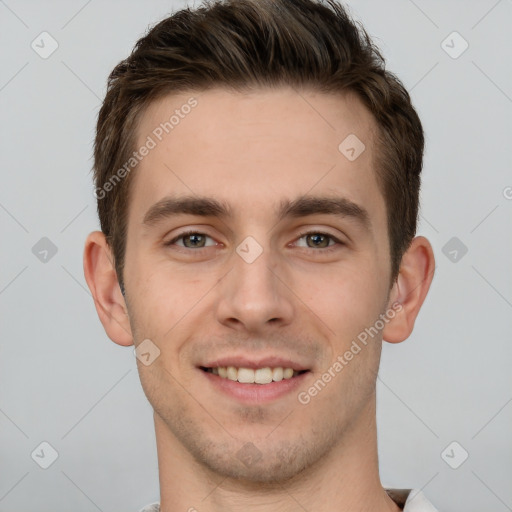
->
xmin=214 ymin=242 xmax=295 ymax=333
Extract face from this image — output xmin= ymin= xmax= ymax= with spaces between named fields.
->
xmin=123 ymin=87 xmax=394 ymax=482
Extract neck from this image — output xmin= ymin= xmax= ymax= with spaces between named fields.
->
xmin=154 ymin=394 xmax=401 ymax=512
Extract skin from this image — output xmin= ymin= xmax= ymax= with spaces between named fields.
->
xmin=84 ymin=87 xmax=435 ymax=512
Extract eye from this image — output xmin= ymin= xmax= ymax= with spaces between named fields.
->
xmin=165 ymin=231 xmax=218 ymax=249
xmin=164 ymin=230 xmax=344 ymax=253
xmin=294 ymin=231 xmax=343 ymax=251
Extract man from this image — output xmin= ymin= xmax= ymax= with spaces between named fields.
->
xmin=83 ymin=0 xmax=437 ymax=510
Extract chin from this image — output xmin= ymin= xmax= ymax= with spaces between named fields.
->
xmin=199 ymin=443 xmax=311 ymax=484
xmin=180 ymin=429 xmax=331 ymax=486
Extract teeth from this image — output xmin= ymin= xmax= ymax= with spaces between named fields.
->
xmin=206 ymin=366 xmax=302 ymax=384
xmin=283 ymin=368 xmax=294 ymax=379
xmin=272 ymin=367 xmax=284 ymax=382
xmin=255 ymin=367 xmax=273 ymax=384
xmin=237 ymin=367 xmax=255 ymax=383
xmin=226 ymin=366 xmax=238 ymax=381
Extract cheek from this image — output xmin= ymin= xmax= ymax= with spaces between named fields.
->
xmin=127 ymin=264 xmax=221 ymax=365
xmin=292 ymin=257 xmax=385 ymax=334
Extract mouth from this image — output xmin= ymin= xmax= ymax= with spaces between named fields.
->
xmin=197 ymin=360 xmax=312 ymax=404
xmin=200 ymin=366 xmax=308 ymax=384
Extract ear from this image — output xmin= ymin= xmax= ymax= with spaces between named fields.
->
xmin=382 ymin=236 xmax=435 ymax=343
xmin=83 ymin=230 xmax=133 ymax=346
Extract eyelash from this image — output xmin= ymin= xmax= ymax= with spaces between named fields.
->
xmin=165 ymin=229 xmax=344 ymax=254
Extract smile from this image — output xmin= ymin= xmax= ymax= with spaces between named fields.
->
xmin=201 ymin=366 xmax=306 ymax=384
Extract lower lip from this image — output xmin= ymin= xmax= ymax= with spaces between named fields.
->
xmin=199 ymin=369 xmax=310 ymax=404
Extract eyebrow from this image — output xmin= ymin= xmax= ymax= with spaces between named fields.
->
xmin=142 ymin=194 xmax=371 ymax=231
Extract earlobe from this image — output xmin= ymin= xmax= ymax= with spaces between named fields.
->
xmin=83 ymin=231 xmax=133 ymax=346
xmin=382 ymin=236 xmax=435 ymax=344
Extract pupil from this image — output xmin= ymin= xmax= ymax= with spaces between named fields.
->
xmin=186 ymin=234 xmax=204 ymax=247
xmin=309 ymin=234 xmax=327 ymax=248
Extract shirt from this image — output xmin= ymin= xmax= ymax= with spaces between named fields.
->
xmin=138 ymin=488 xmax=439 ymax=511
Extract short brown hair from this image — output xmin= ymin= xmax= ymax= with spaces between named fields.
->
xmin=93 ymin=0 xmax=424 ymax=292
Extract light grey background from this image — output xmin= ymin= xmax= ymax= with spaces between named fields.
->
xmin=1 ymin=0 xmax=511 ymax=511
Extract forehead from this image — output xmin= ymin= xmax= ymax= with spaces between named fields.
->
xmin=129 ymin=87 xmax=386 ymax=236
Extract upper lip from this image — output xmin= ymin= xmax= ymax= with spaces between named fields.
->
xmin=200 ymin=355 xmax=310 ymax=372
